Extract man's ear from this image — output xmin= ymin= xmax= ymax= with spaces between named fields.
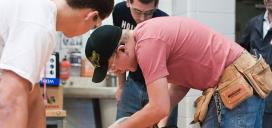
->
xmin=116 ymin=45 xmax=127 ymax=54
xmin=84 ymin=10 xmax=99 ymax=21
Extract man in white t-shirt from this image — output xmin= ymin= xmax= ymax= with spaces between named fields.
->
xmin=0 ymin=0 xmax=113 ymax=127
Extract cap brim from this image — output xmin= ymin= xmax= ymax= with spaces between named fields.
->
xmin=92 ymin=65 xmax=108 ymax=83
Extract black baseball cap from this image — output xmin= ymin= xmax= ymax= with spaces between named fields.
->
xmin=85 ymin=25 xmax=122 ymax=83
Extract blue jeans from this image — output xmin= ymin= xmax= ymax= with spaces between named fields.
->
xmin=202 ymin=94 xmax=265 ymax=128
xmin=116 ymin=77 xmax=178 ymax=126
xmin=263 ymin=93 xmax=272 ymax=128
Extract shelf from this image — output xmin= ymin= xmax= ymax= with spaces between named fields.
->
xmin=62 ymin=77 xmax=116 ymax=99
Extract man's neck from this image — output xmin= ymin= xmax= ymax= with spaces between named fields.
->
xmin=54 ymin=0 xmax=73 ymax=32
xmin=127 ymin=30 xmax=138 ymax=71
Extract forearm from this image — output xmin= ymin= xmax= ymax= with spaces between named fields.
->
xmin=118 ymin=102 xmax=169 ymax=128
xmin=117 ymin=73 xmax=126 ymax=89
xmin=115 ymin=73 xmax=126 ymax=102
xmin=158 ymin=84 xmax=189 ymax=127
xmin=168 ymin=84 xmax=189 ymax=109
xmin=27 ymin=84 xmax=46 ymax=128
xmin=115 ymin=78 xmax=171 ymax=128
xmin=0 ymin=70 xmax=31 ymax=128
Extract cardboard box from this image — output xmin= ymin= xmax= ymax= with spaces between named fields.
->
xmin=40 ymin=86 xmax=63 ymax=110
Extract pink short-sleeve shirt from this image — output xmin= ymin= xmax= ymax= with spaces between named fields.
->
xmin=133 ymin=17 xmax=243 ymax=90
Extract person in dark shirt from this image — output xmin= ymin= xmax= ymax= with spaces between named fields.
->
xmin=112 ymin=0 xmax=178 ymax=127
xmin=239 ymin=0 xmax=272 ymax=128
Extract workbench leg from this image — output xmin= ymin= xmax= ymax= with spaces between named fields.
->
xmin=93 ymin=99 xmax=102 ymax=128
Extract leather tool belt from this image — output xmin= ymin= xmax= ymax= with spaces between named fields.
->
xmin=233 ymin=51 xmax=272 ymax=98
xmin=192 ymin=50 xmax=272 ymax=124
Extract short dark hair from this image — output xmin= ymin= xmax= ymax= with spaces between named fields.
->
xmin=129 ymin=0 xmax=159 ymax=6
xmin=66 ymin=0 xmax=114 ymax=20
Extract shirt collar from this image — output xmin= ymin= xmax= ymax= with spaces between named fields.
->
xmin=264 ymin=10 xmax=269 ymax=22
xmin=263 ymin=10 xmax=271 ymax=38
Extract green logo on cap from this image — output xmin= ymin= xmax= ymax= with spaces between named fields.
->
xmin=89 ymin=51 xmax=101 ymax=68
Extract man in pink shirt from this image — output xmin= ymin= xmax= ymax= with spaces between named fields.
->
xmin=85 ymin=17 xmax=268 ymax=128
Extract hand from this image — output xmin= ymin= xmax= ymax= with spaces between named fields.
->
xmin=156 ymin=116 xmax=168 ymax=128
xmin=108 ymin=123 xmax=120 ymax=128
xmin=115 ymin=87 xmax=123 ymax=104
xmin=109 ymin=117 xmax=130 ymax=128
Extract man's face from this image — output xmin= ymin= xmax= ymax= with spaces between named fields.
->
xmin=264 ymin=0 xmax=272 ymax=11
xmin=108 ymin=51 xmax=130 ymax=76
xmin=108 ymin=31 xmax=137 ymax=75
xmin=127 ymin=0 xmax=156 ymax=24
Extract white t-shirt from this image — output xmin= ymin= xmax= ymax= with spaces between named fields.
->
xmin=0 ymin=0 xmax=57 ymax=85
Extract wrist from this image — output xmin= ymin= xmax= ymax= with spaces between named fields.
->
xmin=117 ymin=85 xmax=124 ymax=90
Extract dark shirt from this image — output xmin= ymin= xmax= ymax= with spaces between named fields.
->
xmin=239 ymin=13 xmax=272 ymax=67
xmin=112 ymin=1 xmax=168 ymax=84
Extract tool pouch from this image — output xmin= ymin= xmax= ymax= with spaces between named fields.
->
xmin=217 ymin=64 xmax=253 ymax=109
xmin=218 ymin=80 xmax=253 ymax=110
xmin=191 ymin=88 xmax=214 ymax=124
xmin=235 ymin=56 xmax=272 ymax=98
